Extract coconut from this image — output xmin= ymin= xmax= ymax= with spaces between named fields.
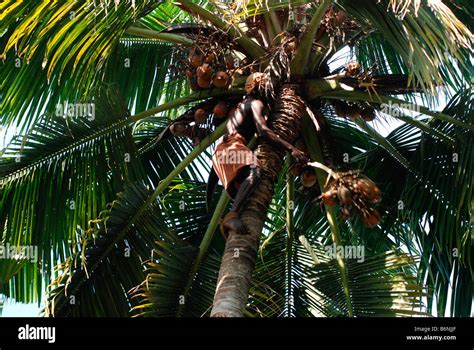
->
xmin=194 ymin=109 xmax=208 ymax=124
xmin=196 ymin=63 xmax=212 ymax=79
xmin=185 ymin=70 xmax=194 ymax=78
xmin=337 ymin=186 xmax=352 ymax=205
xmin=212 ymin=71 xmax=230 ymax=88
xmin=213 ymin=101 xmax=228 ymax=119
xmin=197 ymin=76 xmax=212 ymax=89
xmin=301 ymin=167 xmax=317 ymax=187
xmin=334 ymin=101 xmax=348 ymax=119
xmin=205 ymin=52 xmax=216 ymax=63
xmin=189 ymin=52 xmax=203 ymax=68
xmin=347 ymin=104 xmax=361 ymax=120
xmin=361 ymin=107 xmax=376 ymax=121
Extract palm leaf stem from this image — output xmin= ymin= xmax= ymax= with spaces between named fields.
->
xmin=301 ymin=116 xmax=354 ymax=317
xmin=290 ymin=0 xmax=332 ymax=78
xmin=125 ymin=26 xmax=194 ymax=45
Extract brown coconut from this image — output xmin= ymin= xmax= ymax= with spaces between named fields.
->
xmin=357 ymin=178 xmax=381 ymax=203
xmin=301 ymin=167 xmax=317 ymax=187
xmin=205 ymin=52 xmax=216 ymax=63
xmin=320 ymin=191 xmax=337 ymax=206
xmin=189 ymin=51 xmax=203 ymax=68
xmin=196 ymin=63 xmax=212 ymax=80
xmin=197 ymin=76 xmax=212 ymax=89
xmin=194 ymin=109 xmax=208 ymax=124
xmin=361 ymin=107 xmax=376 ymax=121
xmin=290 ymin=163 xmax=303 ymax=177
xmin=213 ymin=71 xmax=230 ymax=88
xmin=213 ymin=102 xmax=228 ymax=119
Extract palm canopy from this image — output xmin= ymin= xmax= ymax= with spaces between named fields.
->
xmin=0 ymin=0 xmax=472 ymax=317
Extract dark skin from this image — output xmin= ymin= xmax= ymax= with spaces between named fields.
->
xmin=207 ymin=95 xmax=307 ymax=236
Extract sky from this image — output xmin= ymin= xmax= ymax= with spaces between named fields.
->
xmin=1 ymin=297 xmax=42 ymax=317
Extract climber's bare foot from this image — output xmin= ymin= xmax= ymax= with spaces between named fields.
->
xmin=221 ymin=212 xmax=248 ymax=239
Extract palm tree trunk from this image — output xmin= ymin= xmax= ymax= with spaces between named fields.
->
xmin=210 ymin=85 xmax=306 ymax=317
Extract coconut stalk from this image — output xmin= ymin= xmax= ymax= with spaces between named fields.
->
xmin=301 ymin=116 xmax=354 ymax=317
xmin=290 ymin=0 xmax=332 ymax=79
xmin=126 ymin=26 xmax=194 ymax=45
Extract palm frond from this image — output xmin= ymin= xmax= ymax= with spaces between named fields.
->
xmin=402 ymin=90 xmax=473 ymax=316
xmin=341 ymin=0 xmax=472 ymax=95
xmin=346 ymin=89 xmax=473 ymax=316
xmin=0 ymin=86 xmax=142 ymax=303
xmin=308 ymin=251 xmax=428 ymax=316
xmin=47 ymin=178 xmax=223 ymax=317
xmin=0 ymin=0 xmax=162 ymax=130
xmin=46 ymin=183 xmax=157 ymax=317
xmin=130 ymin=245 xmax=222 ymax=317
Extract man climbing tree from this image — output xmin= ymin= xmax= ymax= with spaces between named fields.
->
xmin=3 ymin=1 xmax=470 ymax=320
xmin=207 ymin=73 xmax=308 ymax=237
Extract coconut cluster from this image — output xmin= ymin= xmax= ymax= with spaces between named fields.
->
xmin=192 ymin=100 xmax=237 ymax=126
xmin=318 ymin=171 xmax=382 ymax=227
xmin=332 ymin=100 xmax=376 ymax=121
xmin=185 ymin=45 xmax=248 ymax=92
xmin=322 ymin=8 xmax=361 ymax=47
xmin=169 ymin=119 xmax=208 ymax=146
xmin=169 ymin=98 xmax=241 ymax=145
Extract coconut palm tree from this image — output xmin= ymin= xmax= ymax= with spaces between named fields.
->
xmin=0 ymin=0 xmax=472 ymax=318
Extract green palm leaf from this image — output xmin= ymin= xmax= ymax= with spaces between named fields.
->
xmin=0 ymin=86 xmax=142 ymax=303
xmin=340 ymin=0 xmax=472 ymax=95
xmin=308 ymin=251 xmax=428 ymax=317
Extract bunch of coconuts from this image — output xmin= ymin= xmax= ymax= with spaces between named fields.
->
xmin=186 ymin=48 xmax=232 ymax=91
xmin=332 ymin=100 xmax=376 ymax=121
xmin=194 ymin=101 xmax=238 ymax=126
xmin=289 ymin=138 xmax=318 ymax=188
xmin=169 ymin=99 xmax=240 ymax=146
xmin=318 ymin=171 xmax=382 ymax=227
